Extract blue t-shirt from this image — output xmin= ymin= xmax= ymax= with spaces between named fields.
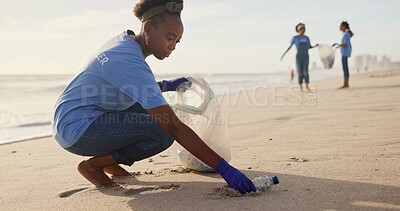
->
xmin=291 ymin=35 xmax=311 ymax=57
xmin=52 ymin=30 xmax=168 ymax=148
xmin=341 ymin=32 xmax=352 ymax=57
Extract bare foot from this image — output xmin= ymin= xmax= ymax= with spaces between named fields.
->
xmin=103 ymin=164 xmax=132 ymax=176
xmin=339 ymin=85 xmax=349 ymax=89
xmin=77 ymin=160 xmax=116 ymax=188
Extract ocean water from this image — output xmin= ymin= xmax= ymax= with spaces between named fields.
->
xmin=0 ymin=70 xmax=342 ymax=145
xmin=0 ymin=75 xmax=72 ymax=144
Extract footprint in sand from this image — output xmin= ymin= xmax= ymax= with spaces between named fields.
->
xmin=124 ymin=184 xmax=181 ymax=196
xmin=58 ymin=187 xmax=89 ymax=198
xmin=274 ymin=116 xmax=292 ymax=121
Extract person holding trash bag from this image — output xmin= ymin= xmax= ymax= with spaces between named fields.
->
xmin=281 ymin=23 xmax=318 ymax=92
xmin=333 ymin=21 xmax=354 ymax=89
xmin=52 ymin=0 xmax=256 ymax=194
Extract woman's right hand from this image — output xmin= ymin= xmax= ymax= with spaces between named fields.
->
xmin=215 ymin=159 xmax=256 ymax=194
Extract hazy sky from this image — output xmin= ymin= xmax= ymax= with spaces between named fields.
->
xmin=1 ymin=0 xmax=399 ymax=75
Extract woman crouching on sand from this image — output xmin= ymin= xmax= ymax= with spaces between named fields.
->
xmin=52 ymin=0 xmax=256 ymax=194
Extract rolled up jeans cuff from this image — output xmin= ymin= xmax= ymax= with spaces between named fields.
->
xmin=112 ymin=151 xmax=134 ymax=166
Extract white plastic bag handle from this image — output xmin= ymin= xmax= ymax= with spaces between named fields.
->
xmin=171 ymin=76 xmax=214 ymax=115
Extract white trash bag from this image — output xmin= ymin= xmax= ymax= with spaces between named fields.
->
xmin=318 ymin=44 xmax=336 ymax=69
xmin=168 ymin=76 xmax=231 ymax=172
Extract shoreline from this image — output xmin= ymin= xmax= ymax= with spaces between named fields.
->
xmin=0 ymin=135 xmax=53 ymax=146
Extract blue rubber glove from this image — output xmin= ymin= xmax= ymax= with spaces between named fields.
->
xmin=215 ymin=159 xmax=256 ymax=194
xmin=161 ymin=77 xmax=191 ymax=92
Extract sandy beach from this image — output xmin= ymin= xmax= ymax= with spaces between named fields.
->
xmin=1 ymin=69 xmax=399 ymax=210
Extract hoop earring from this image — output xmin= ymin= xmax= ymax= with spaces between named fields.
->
xmin=145 ymin=33 xmax=149 ymax=46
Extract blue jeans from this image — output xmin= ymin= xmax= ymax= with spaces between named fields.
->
xmin=296 ymin=56 xmax=309 ymax=84
xmin=65 ymin=103 xmax=174 ymax=166
xmin=342 ymin=57 xmax=350 ymax=80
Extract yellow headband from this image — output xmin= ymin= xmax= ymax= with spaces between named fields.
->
xmin=142 ymin=2 xmax=183 ymax=22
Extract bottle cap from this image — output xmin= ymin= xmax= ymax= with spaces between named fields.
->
xmin=272 ymin=176 xmax=279 ymax=185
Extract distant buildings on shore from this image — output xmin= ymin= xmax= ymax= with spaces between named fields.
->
xmin=310 ymin=54 xmax=400 ymax=71
xmin=355 ymin=55 xmax=400 ymax=72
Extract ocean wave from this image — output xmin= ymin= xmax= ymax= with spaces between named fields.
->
xmin=0 ymin=133 xmax=53 ymax=146
xmin=13 ymin=121 xmax=52 ymax=128
xmin=46 ymin=85 xmax=68 ymax=92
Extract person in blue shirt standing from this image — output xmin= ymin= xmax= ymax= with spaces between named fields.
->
xmin=333 ymin=21 xmax=354 ymax=88
xmin=281 ymin=23 xmax=318 ymax=91
xmin=52 ymin=0 xmax=256 ymax=194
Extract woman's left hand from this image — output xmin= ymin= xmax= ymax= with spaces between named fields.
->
xmin=161 ymin=77 xmax=192 ymax=92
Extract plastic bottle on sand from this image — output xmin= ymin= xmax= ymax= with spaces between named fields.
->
xmin=252 ymin=175 xmax=279 ymax=192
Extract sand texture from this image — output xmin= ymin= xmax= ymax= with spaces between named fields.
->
xmin=1 ymin=69 xmax=399 ymax=210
